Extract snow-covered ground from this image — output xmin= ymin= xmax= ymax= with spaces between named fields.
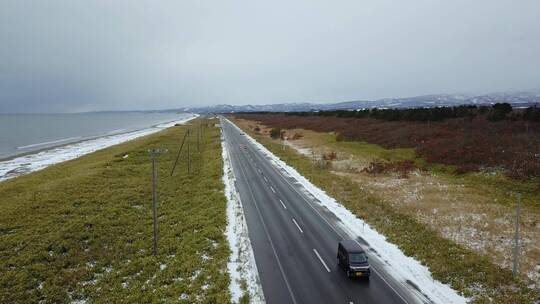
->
xmin=227 ymin=119 xmax=468 ymax=304
xmin=0 ymin=114 xmax=197 ymax=182
xmin=283 ymin=139 xmax=312 ymax=157
xmin=221 ymin=131 xmax=265 ymax=303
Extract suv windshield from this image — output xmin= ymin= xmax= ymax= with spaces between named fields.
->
xmin=349 ymin=252 xmax=367 ymax=263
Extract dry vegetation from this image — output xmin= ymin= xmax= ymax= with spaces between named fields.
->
xmin=239 ymin=112 xmax=540 ymax=180
xmin=233 ymin=115 xmax=540 ymax=303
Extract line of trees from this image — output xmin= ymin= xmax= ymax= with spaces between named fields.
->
xmin=283 ymin=103 xmax=540 ymax=122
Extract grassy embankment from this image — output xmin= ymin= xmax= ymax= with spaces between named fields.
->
xmin=231 ymin=117 xmax=539 ymax=304
xmin=0 ymin=118 xmax=232 ymax=303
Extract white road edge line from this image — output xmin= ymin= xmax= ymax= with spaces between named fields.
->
xmin=371 ymin=267 xmax=409 ymax=304
xmin=292 ymin=218 xmax=304 ymax=233
xmin=313 ymin=249 xmax=331 ymax=273
xmin=279 ymin=199 xmax=287 ymax=210
xmin=270 ymin=185 xmax=276 ymax=193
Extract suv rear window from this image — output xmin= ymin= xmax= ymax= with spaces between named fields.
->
xmin=349 ymin=252 xmax=367 ymax=263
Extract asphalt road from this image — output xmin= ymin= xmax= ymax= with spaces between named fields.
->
xmin=221 ymin=118 xmax=424 ymax=304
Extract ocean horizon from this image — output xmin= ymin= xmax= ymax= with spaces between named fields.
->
xmin=0 ymin=112 xmax=195 ymax=181
xmin=0 ymin=112 xmax=191 ymax=159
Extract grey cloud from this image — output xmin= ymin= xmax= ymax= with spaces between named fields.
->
xmin=1 ymin=0 xmax=539 ymax=112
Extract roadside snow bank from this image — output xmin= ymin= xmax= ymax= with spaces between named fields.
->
xmin=228 ymin=119 xmax=467 ymax=304
xmin=222 ymin=133 xmax=265 ymax=303
xmin=0 ymin=114 xmax=197 ymax=182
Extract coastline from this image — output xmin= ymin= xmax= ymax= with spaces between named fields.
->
xmin=0 ymin=117 xmax=232 ymax=303
xmin=0 ymin=114 xmax=197 ymax=182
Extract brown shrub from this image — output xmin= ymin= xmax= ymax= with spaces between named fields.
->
xmin=269 ymin=128 xmax=281 ymax=139
xmin=322 ymin=151 xmax=337 ymax=160
xmin=234 ymin=113 xmax=540 ymax=179
xmin=292 ymin=132 xmax=303 ymax=140
xmin=362 ymin=160 xmax=417 ymax=178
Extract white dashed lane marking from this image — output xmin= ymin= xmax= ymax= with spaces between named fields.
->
xmin=279 ymin=199 xmax=287 ymax=210
xmin=313 ymin=249 xmax=331 ymax=273
xmin=292 ymin=218 xmax=304 ymax=233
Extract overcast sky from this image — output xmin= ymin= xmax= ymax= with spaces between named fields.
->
xmin=1 ymin=0 xmax=539 ymax=113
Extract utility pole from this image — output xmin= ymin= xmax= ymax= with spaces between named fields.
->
xmin=170 ymin=130 xmax=189 ymax=176
xmin=201 ymin=122 xmax=204 ymax=146
xmin=149 ymin=148 xmax=167 ymax=256
xmin=197 ymin=122 xmax=200 ymax=153
xmin=199 ymin=122 xmax=204 ymax=169
xmin=187 ymin=129 xmax=191 ymax=174
xmin=512 ymin=193 xmax=521 ymax=277
xmin=311 ymin=150 xmax=315 ymax=177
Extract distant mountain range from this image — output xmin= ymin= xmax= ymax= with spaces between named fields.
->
xmin=177 ymin=91 xmax=540 ymax=113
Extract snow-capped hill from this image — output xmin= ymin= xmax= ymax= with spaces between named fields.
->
xmin=468 ymin=91 xmax=540 ymax=105
xmin=185 ymin=91 xmax=540 ymax=113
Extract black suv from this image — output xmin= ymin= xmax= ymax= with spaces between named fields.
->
xmin=337 ymin=240 xmax=370 ymax=279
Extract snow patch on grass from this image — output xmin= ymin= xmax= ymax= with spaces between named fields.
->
xmin=222 ymin=132 xmax=265 ymax=303
xmin=190 ymin=269 xmax=201 ymax=282
xmin=284 ymin=140 xmax=312 ymax=157
xmin=81 ymin=279 xmax=97 ymax=287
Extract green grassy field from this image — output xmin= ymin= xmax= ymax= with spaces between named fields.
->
xmin=319 ymin=131 xmax=417 ymax=162
xmin=0 ymin=118 xmax=231 ymax=303
xmin=233 ymin=119 xmax=539 ymax=304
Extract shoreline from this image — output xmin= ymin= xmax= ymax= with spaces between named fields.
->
xmin=0 ymin=118 xmax=191 ymax=162
xmin=0 ymin=114 xmax=197 ymax=182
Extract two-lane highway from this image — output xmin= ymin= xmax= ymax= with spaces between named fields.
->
xmin=221 ymin=118 xmax=421 ymax=304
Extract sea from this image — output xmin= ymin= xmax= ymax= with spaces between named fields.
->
xmin=0 ymin=112 xmax=195 ymax=181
